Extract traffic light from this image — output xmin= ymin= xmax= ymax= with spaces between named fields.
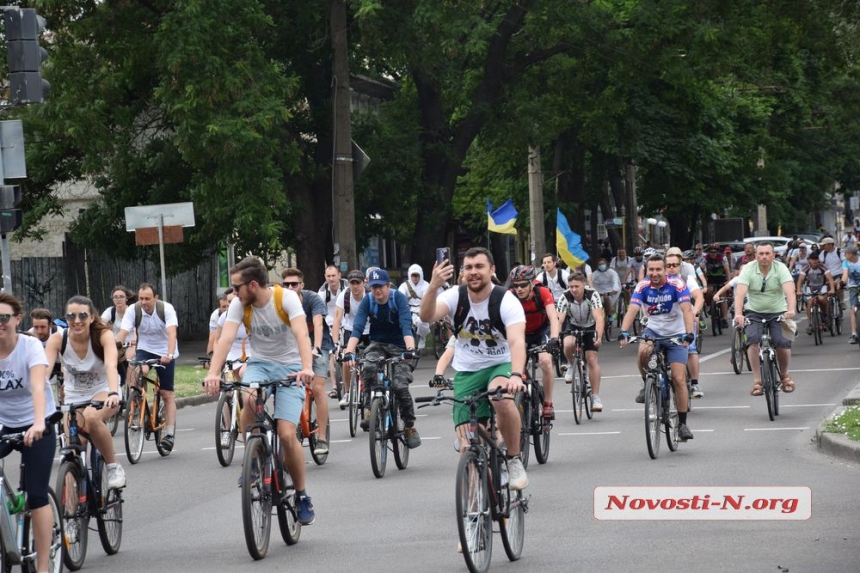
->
xmin=0 ymin=185 xmax=22 ymax=234
xmin=4 ymin=8 xmax=50 ymax=104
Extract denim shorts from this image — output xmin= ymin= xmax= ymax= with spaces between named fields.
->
xmin=643 ymin=328 xmax=688 ymax=365
xmin=312 ymin=350 xmax=330 ymax=378
xmin=243 ymin=359 xmax=304 ymax=425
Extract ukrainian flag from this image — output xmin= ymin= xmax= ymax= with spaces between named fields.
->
xmin=556 ymin=209 xmax=589 ymax=268
xmin=487 ymin=198 xmax=518 ymax=235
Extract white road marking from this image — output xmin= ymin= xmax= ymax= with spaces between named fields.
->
xmin=699 ymin=347 xmax=732 ymax=363
xmin=743 ymin=427 xmax=811 ymax=432
xmin=780 ymin=403 xmax=836 ymax=408
xmin=558 ymin=431 xmax=621 ymax=436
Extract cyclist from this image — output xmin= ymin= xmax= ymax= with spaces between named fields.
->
xmin=535 ymin=253 xmax=570 ymax=301
xmin=332 ymin=270 xmax=369 ymax=408
xmin=666 ymin=251 xmax=705 ymax=398
xmin=419 ymin=246 xmax=528 ymax=490
xmin=116 ymin=283 xmax=180 ymax=453
xmin=28 ymin=308 xmax=65 ymax=403
xmin=45 ymin=295 xmax=125 ymax=490
xmin=702 ymin=243 xmax=731 ymax=328
xmin=733 ymin=242 xmax=797 ymax=396
xmin=627 ymin=247 xmax=646 ymax=284
xmin=206 ymin=292 xmax=230 ymax=359
xmin=733 ymin=242 xmax=756 ymax=277
xmin=398 ymin=264 xmax=434 ymax=350
xmin=788 ymin=242 xmax=810 ymax=277
xmin=508 ymin=265 xmax=561 ymax=418
xmin=818 ymin=237 xmax=845 ymax=305
xmin=693 ymin=243 xmax=706 ymax=266
xmin=840 ymin=246 xmax=860 ymax=343
xmin=281 ymin=268 xmax=331 ymax=456
xmin=101 ymin=285 xmax=136 ymax=385
xmin=214 ymin=288 xmax=250 ymax=381
xmin=204 ymin=256 xmax=317 ymax=525
xmin=610 ymin=248 xmax=632 ymax=283
xmin=796 ymin=253 xmax=835 ymax=335
xmin=318 ymin=265 xmax=347 ymax=397
xmin=343 ymin=269 xmax=422 ymax=449
xmin=591 ymin=258 xmax=621 ymax=327
xmin=618 ymin=255 xmax=695 ymax=441
xmin=0 ymin=293 xmax=57 ymax=573
xmin=556 ymin=272 xmax=606 ymax=411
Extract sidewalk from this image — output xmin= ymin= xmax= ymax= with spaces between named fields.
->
xmin=816 ymin=382 xmax=860 ymax=464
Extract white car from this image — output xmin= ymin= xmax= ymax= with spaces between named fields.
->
xmin=743 ymin=236 xmax=791 ymax=259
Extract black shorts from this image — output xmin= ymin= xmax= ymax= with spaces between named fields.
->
xmin=563 ymin=328 xmax=599 ymax=352
xmin=525 ymin=327 xmax=550 ymax=349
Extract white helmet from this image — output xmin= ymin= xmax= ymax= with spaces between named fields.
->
xmin=643 ymin=248 xmax=657 ymax=257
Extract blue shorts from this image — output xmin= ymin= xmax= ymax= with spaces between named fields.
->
xmin=136 ymin=349 xmax=175 ymax=391
xmin=312 ymin=350 xmax=330 ymax=378
xmin=243 ymin=359 xmax=304 ymax=425
xmin=643 ymin=328 xmax=688 ymax=365
xmin=849 ymin=286 xmax=860 ymax=309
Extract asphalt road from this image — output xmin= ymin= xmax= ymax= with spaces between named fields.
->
xmin=20 ymin=323 xmax=860 ymax=572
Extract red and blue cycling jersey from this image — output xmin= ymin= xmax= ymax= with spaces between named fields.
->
xmin=629 ymin=277 xmax=691 ymax=336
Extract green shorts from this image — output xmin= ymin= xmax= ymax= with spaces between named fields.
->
xmin=453 ymin=362 xmax=512 ymax=427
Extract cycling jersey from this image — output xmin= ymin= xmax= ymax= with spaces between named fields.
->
xmin=703 ymin=254 xmax=728 ymax=281
xmin=799 ymin=265 xmax=829 ymax=290
xmin=630 ymin=278 xmax=691 ymax=336
xmin=842 ymin=258 xmax=860 ymax=287
xmin=557 ymin=289 xmax=602 ymax=330
xmin=516 ymin=285 xmax=555 ymax=335
xmin=628 ymin=258 xmax=645 ymax=281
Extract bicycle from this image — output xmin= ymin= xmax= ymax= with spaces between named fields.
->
xmin=337 ymin=351 xmax=367 ymax=438
xmin=709 ymin=295 xmax=724 ymax=336
xmin=517 ymin=343 xmax=553 ymax=468
xmin=602 ymin=295 xmax=615 ymax=342
xmin=416 ymin=384 xmax=529 ymax=573
xmin=238 ymin=378 xmax=302 ymax=560
xmin=55 ymin=400 xmax=125 ymax=570
xmin=742 ymin=316 xmax=783 ymax=422
xmin=362 ymin=355 xmax=412 ymax=479
xmin=801 ymin=293 xmax=826 ymax=346
xmin=296 ymin=381 xmax=329 ymax=466
xmin=565 ymin=328 xmax=592 ymax=425
xmin=850 ymin=286 xmax=860 ymax=350
xmin=105 ymin=353 xmax=130 ymax=437
xmin=204 ymin=357 xmax=245 ymax=467
xmin=827 ymin=290 xmax=844 ymax=336
xmin=628 ymin=335 xmax=686 ymax=459
xmin=0 ymin=424 xmax=63 ymax=573
xmin=124 ymin=358 xmax=169 ymax=464
xmin=432 ymin=317 xmax=453 ymax=359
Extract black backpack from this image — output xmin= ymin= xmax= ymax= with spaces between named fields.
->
xmin=541 ymin=270 xmax=565 ymax=288
xmin=453 ymin=285 xmax=508 ymax=338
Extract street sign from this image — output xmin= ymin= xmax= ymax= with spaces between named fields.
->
xmin=0 ymin=120 xmax=27 ymax=180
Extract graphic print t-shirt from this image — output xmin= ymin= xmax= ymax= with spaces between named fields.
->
xmin=0 ymin=335 xmax=54 ymax=427
xmin=630 ymin=278 xmax=691 ymax=336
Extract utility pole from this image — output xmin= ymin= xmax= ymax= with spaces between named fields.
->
xmin=528 ymin=146 xmax=545 ymax=264
xmin=625 ymin=161 xmax=638 ymax=250
xmin=330 ymin=0 xmax=357 ymax=271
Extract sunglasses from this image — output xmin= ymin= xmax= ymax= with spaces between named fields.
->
xmin=230 ymin=281 xmax=248 ymax=291
xmin=665 ymin=262 xmax=680 ymax=268
xmin=66 ymin=312 xmax=90 ymax=322
xmin=112 ymin=295 xmax=127 ymax=300
xmin=512 ymin=282 xmax=531 ymax=289
xmin=0 ymin=314 xmax=12 ymax=324
xmin=282 ymin=281 xmax=301 ymax=288
xmin=760 ymin=277 xmax=767 ymax=293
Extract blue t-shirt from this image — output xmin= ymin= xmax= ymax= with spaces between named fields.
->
xmin=842 ymin=259 xmax=860 ymax=287
xmin=630 ymin=277 xmax=691 ymax=336
xmin=350 ymin=289 xmax=413 ymax=348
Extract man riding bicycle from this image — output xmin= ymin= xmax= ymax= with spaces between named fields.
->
xmin=702 ymin=244 xmax=731 ymax=329
xmin=795 ymin=253 xmax=835 ymax=335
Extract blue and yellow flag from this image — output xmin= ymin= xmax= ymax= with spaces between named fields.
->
xmin=487 ymin=198 xmax=518 ymax=235
xmin=556 ymin=209 xmax=589 ymax=268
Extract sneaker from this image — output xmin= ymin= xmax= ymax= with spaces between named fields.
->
xmin=678 ymin=424 xmax=694 ymax=442
xmin=160 ymin=434 xmax=175 ymax=452
xmin=313 ymin=440 xmax=329 ymax=456
xmin=691 ymin=384 xmax=704 ymax=398
xmin=506 ymin=457 xmax=529 ymax=491
xmin=542 ymin=402 xmax=555 ymax=420
xmin=360 ymin=410 xmax=371 ymax=431
xmin=635 ymin=387 xmax=645 ymax=404
xmin=806 ymin=325 xmax=813 ymax=335
xmin=720 ymin=319 xmax=729 ymax=329
xmin=591 ymin=395 xmax=603 ymax=412
xmin=564 ymin=367 xmax=574 ymax=383
xmin=106 ymin=463 xmax=126 ymax=490
xmin=338 ymin=395 xmax=349 ymax=408
xmin=404 ymin=427 xmax=422 ymax=449
xmin=699 ymin=319 xmax=707 ymax=331
xmin=220 ymin=431 xmax=232 ymax=449
xmin=296 ymin=494 xmax=316 ymax=525
xmin=850 ymin=334 xmax=859 ymax=345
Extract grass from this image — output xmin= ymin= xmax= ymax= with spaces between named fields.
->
xmin=173 ymin=365 xmax=208 ymax=398
xmin=824 ymin=406 xmax=860 ymax=441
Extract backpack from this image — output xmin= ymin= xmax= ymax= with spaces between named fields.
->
xmin=60 ymin=328 xmax=105 ymax=363
xmin=134 ymin=301 xmax=165 ymax=329
xmin=110 ymin=307 xmax=116 ymax=324
xmin=323 ymin=279 xmax=348 ymax=303
xmin=820 ymin=248 xmax=842 ymax=266
xmin=541 ymin=270 xmax=565 ymax=288
xmin=243 ymin=284 xmax=292 ymax=332
xmin=453 ymin=285 xmax=508 ymax=339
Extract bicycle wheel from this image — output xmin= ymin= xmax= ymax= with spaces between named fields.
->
xmin=571 ymin=362 xmax=583 ymax=425
xmin=241 ymin=437 xmax=272 ymax=560
xmin=666 ymin=383 xmax=679 ymax=452
xmin=123 ymin=392 xmax=145 ymax=464
xmin=584 ymin=370 xmax=593 ymax=420
xmin=632 ymin=311 xmax=642 ymax=336
xmin=274 ymin=441 xmax=301 ymax=546
xmin=532 ymin=384 xmax=550 ymax=465
xmin=433 ymin=323 xmax=444 ymax=359
xmin=215 ymin=391 xmax=237 ymax=467
xmin=514 ymin=391 xmax=531 ymax=470
xmin=499 ymin=468 xmax=525 ymax=563
xmin=711 ymin=300 xmax=722 ymax=336
xmin=762 ymin=355 xmax=776 ymax=422
xmin=154 ymin=396 xmax=170 ymax=456
xmin=369 ymin=398 xmax=388 ymax=478
xmin=731 ymin=328 xmax=745 ymax=375
xmin=23 ymin=487 xmax=63 ymax=573
xmin=348 ymin=370 xmax=360 ymax=438
xmin=308 ymin=395 xmax=329 ymax=466
xmin=834 ymin=300 xmax=844 ymax=335
xmin=94 ymin=453 xmax=123 ymax=555
xmin=456 ymin=450 xmax=492 ymax=573
xmin=644 ymin=376 xmax=661 ymax=460
xmin=56 ymin=461 xmax=88 ymax=570
xmin=811 ymin=306 xmax=822 ymax=346
xmin=107 ymin=402 xmax=121 ymax=437
xmin=392 ymin=398 xmax=409 ymax=470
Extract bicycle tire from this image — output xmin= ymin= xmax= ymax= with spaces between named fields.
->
xmin=215 ymin=391 xmax=237 ymax=467
xmin=811 ymin=306 xmax=822 ymax=346
xmin=835 ymin=301 xmax=844 ymax=335
xmin=21 ymin=487 xmax=63 ymax=573
xmin=308 ymin=395 xmax=329 ymax=466
xmin=632 ymin=312 xmax=642 ymax=336
xmin=369 ymin=398 xmax=388 ymax=478
xmin=571 ymin=362 xmax=583 ymax=425
xmin=433 ymin=323 xmax=444 ymax=360
xmin=711 ymin=299 xmax=722 ymax=336
xmin=514 ymin=391 xmax=530 ymax=470
xmin=532 ymin=383 xmax=550 ymax=465
xmin=769 ymin=356 xmax=781 ymax=419
xmin=666 ymin=382 xmax=679 ymax=452
xmin=241 ymin=437 xmax=272 ymax=560
xmin=94 ymin=451 xmax=122 ymax=555
xmin=455 ymin=449 xmax=492 ymax=573
xmin=274 ymin=439 xmax=301 ymax=546
xmin=56 ymin=460 xmax=88 ymax=570
xmin=584 ymin=370 xmax=593 ymax=420
xmin=348 ymin=370 xmax=360 ymax=438
xmin=644 ymin=376 xmax=661 ymax=460
xmin=154 ymin=397 xmax=169 ymax=457
xmin=499 ymin=484 xmax=525 ymax=563
xmin=123 ymin=392 xmax=145 ymax=464
xmin=391 ymin=397 xmax=409 ymax=470
xmin=731 ymin=328 xmax=744 ymax=375
xmin=762 ymin=354 xmax=776 ymax=422
xmin=107 ymin=401 xmax=121 ymax=437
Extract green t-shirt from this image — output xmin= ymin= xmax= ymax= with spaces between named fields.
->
xmin=738 ymin=259 xmax=793 ymax=314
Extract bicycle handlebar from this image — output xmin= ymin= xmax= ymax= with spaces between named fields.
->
xmin=627 ymin=335 xmax=686 ymax=346
xmin=129 ymin=358 xmax=165 ymax=368
xmin=416 ymin=386 xmax=510 ymax=409
xmin=60 ymin=399 xmax=126 ymax=413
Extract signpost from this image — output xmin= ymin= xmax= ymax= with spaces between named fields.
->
xmin=125 ymin=203 xmax=195 ymax=300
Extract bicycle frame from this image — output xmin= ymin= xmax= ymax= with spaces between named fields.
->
xmin=0 ymin=436 xmax=29 ymax=566
xmin=129 ymin=362 xmax=165 ymax=436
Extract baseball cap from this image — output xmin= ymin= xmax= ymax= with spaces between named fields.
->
xmin=820 ymin=237 xmax=835 ymax=245
xmin=367 ymin=269 xmax=390 ymax=287
xmin=346 ymin=270 xmax=364 ymax=282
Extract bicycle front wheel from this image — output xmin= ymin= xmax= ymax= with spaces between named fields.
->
xmin=348 ymin=370 xmax=360 ymax=438
xmin=95 ymin=455 xmax=123 ymax=555
xmin=532 ymin=385 xmax=550 ymax=465
xmin=215 ymin=391 xmax=237 ymax=467
xmin=571 ymin=363 xmax=583 ymax=425
xmin=456 ymin=450 xmax=492 ymax=573
xmin=811 ymin=306 xmax=822 ymax=346
xmin=762 ymin=355 xmax=777 ymax=422
xmin=23 ymin=487 xmax=63 ymax=573
xmin=730 ymin=328 xmax=745 ymax=375
xmin=154 ymin=396 xmax=170 ymax=457
xmin=124 ymin=392 xmax=145 ymax=464
xmin=666 ymin=384 xmax=679 ymax=452
xmin=274 ymin=441 xmax=301 ymax=546
xmin=644 ymin=376 xmax=661 ymax=460
xmin=392 ymin=399 xmax=409 ymax=470
xmin=514 ymin=391 xmax=531 ymax=470
xmin=369 ymin=398 xmax=388 ymax=478
xmin=499 ymin=485 xmax=525 ymax=563
xmin=308 ymin=396 xmax=329 ymax=466
xmin=241 ymin=437 xmax=272 ymax=560
xmin=56 ymin=460 xmax=89 ymax=570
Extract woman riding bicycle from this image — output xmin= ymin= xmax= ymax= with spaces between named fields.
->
xmin=45 ymin=295 xmax=126 ymax=491
xmin=0 ymin=292 xmax=57 ymax=573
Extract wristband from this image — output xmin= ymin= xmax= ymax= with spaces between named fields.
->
xmin=509 ymin=372 xmax=522 ymax=379
xmin=108 ymin=391 xmax=119 ymax=397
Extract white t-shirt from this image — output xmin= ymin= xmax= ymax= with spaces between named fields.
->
xmin=217 ymin=311 xmax=250 ymax=362
xmin=535 ymin=268 xmax=570 ymax=301
xmin=335 ymin=289 xmax=369 ymax=334
xmin=437 ymin=288 xmax=525 ymax=372
xmin=101 ymin=307 xmax=134 ymax=344
xmin=62 ymin=336 xmax=109 ymax=403
xmin=224 ymin=288 xmax=305 ymax=364
xmin=120 ymin=302 xmax=180 ymax=357
xmin=208 ymin=308 xmax=221 ymax=332
xmin=318 ymin=282 xmax=346 ymax=328
xmin=0 ymin=335 xmax=54 ymax=427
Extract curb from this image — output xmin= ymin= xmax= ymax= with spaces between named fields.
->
xmin=176 ymin=394 xmax=218 ymax=409
xmin=815 ymin=381 xmax=860 ymax=464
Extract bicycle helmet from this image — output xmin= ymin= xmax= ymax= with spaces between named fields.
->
xmin=642 ymin=248 xmax=657 ymax=257
xmin=509 ymin=265 xmax=536 ymax=283
xmin=633 ymin=247 xmax=643 ymax=255
xmin=682 ymin=250 xmax=696 ymax=260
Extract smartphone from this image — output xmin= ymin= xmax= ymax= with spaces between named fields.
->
xmin=436 ymin=247 xmax=451 ymax=266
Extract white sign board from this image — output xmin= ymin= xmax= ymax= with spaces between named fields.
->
xmin=125 ymin=202 xmax=195 ymax=231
